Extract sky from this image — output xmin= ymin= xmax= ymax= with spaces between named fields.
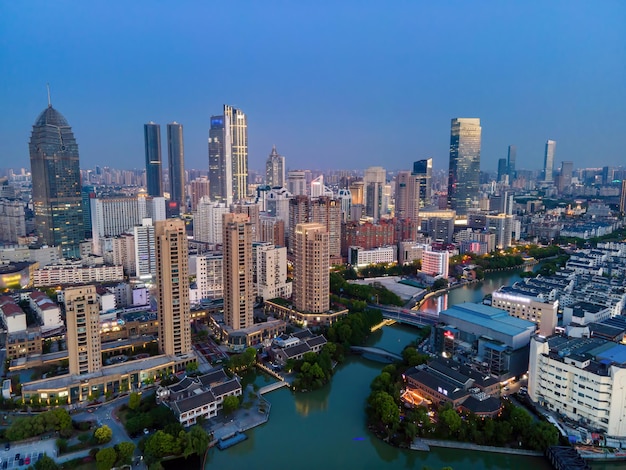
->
xmin=1 ymin=1 xmax=625 ymax=174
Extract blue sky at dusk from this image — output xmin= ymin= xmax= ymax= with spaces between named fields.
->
xmin=1 ymin=1 xmax=624 ymax=174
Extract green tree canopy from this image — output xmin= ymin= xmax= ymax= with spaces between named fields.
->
xmin=96 ymin=447 xmax=117 ymax=470
xmin=94 ymin=424 xmax=113 ymax=444
xmin=222 ymin=395 xmax=240 ymax=415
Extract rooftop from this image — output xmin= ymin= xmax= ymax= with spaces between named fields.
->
xmin=440 ymin=303 xmax=536 ymax=337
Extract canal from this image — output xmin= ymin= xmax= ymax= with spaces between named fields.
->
xmin=205 ymin=267 xmax=556 ymax=469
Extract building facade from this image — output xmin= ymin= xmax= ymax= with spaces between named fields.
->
xmin=543 ymin=139 xmax=556 ymax=183
xmin=265 ymin=145 xmax=285 ymax=188
xmin=293 ymin=223 xmax=329 ymax=314
xmin=167 ymin=122 xmax=185 ymax=212
xmin=144 ymin=122 xmax=163 ymax=197
xmin=65 ymin=285 xmax=102 ymax=375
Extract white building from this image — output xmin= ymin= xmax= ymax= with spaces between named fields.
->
xmin=91 ymin=196 xmax=147 ymax=255
xmin=0 ymin=296 xmax=27 ymax=333
xmin=421 ymin=250 xmax=449 ymax=278
xmin=486 ymin=213 xmax=514 ymax=250
xmin=348 ymin=246 xmax=396 ymax=269
xmin=32 ymin=264 xmax=124 ymax=287
xmin=287 ymin=170 xmax=307 ymax=196
xmin=103 ymin=233 xmax=136 ymax=276
xmin=562 ymin=301 xmax=612 ymax=327
xmin=0 ymin=245 xmax=62 ymax=267
xmin=252 ymin=242 xmax=292 ymax=301
xmin=134 ymin=218 xmax=156 ymax=280
xmin=28 ymin=291 xmax=63 ymax=332
xmin=191 ymin=253 xmax=224 ymax=301
xmin=0 ymin=199 xmax=26 ymax=243
xmin=193 ymin=198 xmax=230 ymax=244
xmin=529 ymin=335 xmax=626 ymax=438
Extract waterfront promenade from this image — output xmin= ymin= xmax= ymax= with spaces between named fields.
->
xmin=411 ymin=438 xmax=543 ymax=457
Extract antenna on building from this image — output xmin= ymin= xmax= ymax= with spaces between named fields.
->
xmin=47 ymin=83 xmax=51 ymax=107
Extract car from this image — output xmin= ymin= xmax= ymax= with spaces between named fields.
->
xmin=4 ymin=442 xmax=9 ymax=451
xmin=503 ymin=386 xmax=510 ymax=391
xmin=143 ymin=428 xmax=150 ymax=435
xmin=24 ymin=457 xmax=30 ymax=465
xmin=38 ymin=453 xmax=43 ymax=460
xmin=14 ymin=453 xmax=20 ymax=461
xmin=19 ymin=459 xmax=23 ymax=466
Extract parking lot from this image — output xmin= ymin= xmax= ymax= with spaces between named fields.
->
xmin=0 ymin=447 xmax=47 ymax=469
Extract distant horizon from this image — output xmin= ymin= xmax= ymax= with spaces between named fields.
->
xmin=1 ymin=2 xmax=624 ymax=174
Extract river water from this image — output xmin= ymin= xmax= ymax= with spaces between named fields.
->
xmin=205 ymin=268 xmax=567 ymax=470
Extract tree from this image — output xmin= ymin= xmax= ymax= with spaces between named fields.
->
xmin=128 ymin=392 xmax=141 ymax=411
xmin=115 ymin=441 xmax=136 ymax=465
xmin=96 ymin=447 xmax=117 ymax=470
xmin=186 ymin=361 xmax=199 ymax=374
xmin=94 ymin=424 xmax=113 ymax=444
xmin=367 ymin=391 xmax=400 ymax=435
xmin=186 ymin=425 xmax=210 ymax=458
xmin=34 ymin=455 xmax=59 ymax=470
xmin=222 ymin=395 xmax=240 ymax=415
xmin=438 ymin=408 xmax=462 ymax=438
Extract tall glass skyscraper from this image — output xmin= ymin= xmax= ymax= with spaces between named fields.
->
xmin=265 ymin=145 xmax=285 ymax=188
xmin=29 ymin=103 xmax=84 ymax=258
xmin=413 ymin=158 xmax=432 ymax=208
xmin=167 ymin=122 xmax=185 ymax=212
xmin=507 ymin=145 xmax=516 ymax=181
xmin=144 ymin=122 xmax=163 ymax=197
xmin=447 ymin=118 xmax=481 ymax=216
xmin=543 ymin=139 xmax=556 ymax=183
xmin=208 ymin=105 xmax=247 ymax=204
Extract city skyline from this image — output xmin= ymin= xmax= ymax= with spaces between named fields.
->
xmin=1 ymin=2 xmax=624 ymax=173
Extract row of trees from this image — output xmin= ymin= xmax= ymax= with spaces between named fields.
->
xmin=5 ymin=407 xmax=72 ymax=441
xmin=140 ymin=425 xmax=210 ymax=468
xmin=95 ymin=442 xmax=136 ymax=470
xmin=325 ymin=309 xmax=384 ymax=347
xmin=366 ymin=361 xmax=560 ymax=451
xmin=290 ymin=344 xmax=339 ymax=391
xmin=339 ymin=261 xmax=420 ymax=279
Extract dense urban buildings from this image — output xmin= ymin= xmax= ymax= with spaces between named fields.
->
xmin=29 ymin=103 xmax=84 ymax=258
xmin=144 ymin=122 xmax=163 ymax=197
xmin=155 ymin=218 xmax=192 ymax=356
xmin=447 ymin=118 xmax=481 ymax=216
xmin=167 ymin=122 xmax=185 ymax=212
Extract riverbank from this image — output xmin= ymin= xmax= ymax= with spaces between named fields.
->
xmin=411 ymin=438 xmax=543 ymax=457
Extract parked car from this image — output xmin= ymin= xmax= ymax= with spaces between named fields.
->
xmin=25 ymin=456 xmax=30 ymax=465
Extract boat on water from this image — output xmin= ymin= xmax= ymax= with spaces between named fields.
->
xmin=217 ymin=432 xmax=248 ymax=450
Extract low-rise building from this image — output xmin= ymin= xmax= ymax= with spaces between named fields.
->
xmin=157 ymin=368 xmax=242 ymax=427
xmin=32 ymin=264 xmax=124 ymax=287
xmin=28 ymin=291 xmax=63 ymax=332
xmin=348 ymin=245 xmax=397 ymax=269
xmin=492 ymin=286 xmax=558 ymax=337
xmin=6 ymin=328 xmax=42 ymax=360
xmin=0 ymin=296 xmax=27 ymax=333
xmin=271 ymin=332 xmax=328 ymax=365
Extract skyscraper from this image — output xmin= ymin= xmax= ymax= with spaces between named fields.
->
xmin=265 ymin=145 xmax=285 ymax=188
xmin=620 ymin=180 xmax=626 ymax=214
xmin=222 ymin=213 xmax=254 ymax=330
xmin=208 ymin=105 xmax=248 ymax=204
xmin=65 ymin=285 xmax=101 ymax=375
xmin=155 ymin=218 xmax=191 ymax=356
xmin=413 ymin=158 xmax=433 ymax=208
xmin=167 ymin=122 xmax=185 ymax=212
xmin=497 ymin=158 xmax=508 ymax=183
xmin=364 ymin=166 xmax=386 ymax=221
xmin=29 ymin=102 xmax=84 ymax=258
xmin=288 ymin=195 xmax=311 ymax=255
xmin=558 ymin=161 xmax=573 ymax=194
xmin=507 ymin=145 xmax=516 ymax=181
xmin=144 ymin=122 xmax=163 ymax=197
xmin=293 ymin=223 xmax=329 ymax=314
xmin=447 ymin=118 xmax=481 ymax=216
xmin=543 ymin=140 xmax=556 ymax=183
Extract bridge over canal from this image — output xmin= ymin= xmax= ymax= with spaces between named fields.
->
xmin=350 ymin=346 xmax=403 ymax=362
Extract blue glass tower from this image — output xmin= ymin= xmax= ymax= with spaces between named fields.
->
xmin=144 ymin=122 xmax=163 ymax=197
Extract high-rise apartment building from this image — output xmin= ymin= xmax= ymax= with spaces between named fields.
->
xmin=189 ymin=177 xmax=210 ymax=211
xmin=208 ymin=105 xmax=248 ymax=204
xmin=311 ymin=197 xmax=342 ymax=264
xmin=486 ymin=213 xmax=514 ymax=249
xmin=65 ymin=285 xmax=101 ymax=375
xmin=258 ymin=216 xmax=285 ymax=247
xmin=144 ymin=122 xmax=163 ymax=197
xmin=265 ymin=145 xmax=285 ymax=188
xmin=293 ymin=223 xmax=330 ymax=314
xmin=167 ymin=122 xmax=185 ymax=212
xmin=558 ymin=161 xmax=573 ymax=194
xmin=288 ymin=195 xmax=311 ymax=255
xmin=232 ymin=202 xmax=260 ymax=242
xmin=134 ymin=218 xmax=156 ymax=280
xmin=543 ymin=140 xmax=556 ymax=183
xmin=193 ymin=197 xmax=230 ymax=244
xmin=620 ymin=180 xmax=626 ymax=214
xmin=29 ymin=103 xmax=84 ymax=258
xmin=252 ymin=242 xmax=291 ymax=301
xmin=0 ymin=199 xmax=26 ymax=243
xmin=155 ymin=218 xmax=191 ymax=356
xmin=395 ymin=171 xmax=420 ymax=222
xmin=413 ymin=158 xmax=433 ymax=208
xmin=91 ymin=196 xmax=147 ymax=255
xmin=222 ymin=213 xmax=254 ymax=330
xmin=192 ymin=253 xmax=223 ymax=300
xmin=447 ymin=118 xmax=481 ymax=216
xmin=287 ymin=170 xmax=307 ymax=196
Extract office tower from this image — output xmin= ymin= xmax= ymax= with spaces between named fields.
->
xmin=155 ymin=218 xmax=191 ymax=356
xmin=497 ymin=158 xmax=508 ymax=183
xmin=349 ymin=181 xmax=364 ymax=205
xmin=507 ymin=145 xmax=516 ymax=181
xmin=395 ymin=171 xmax=420 ymax=222
xmin=65 ymin=285 xmax=101 ymax=375
xmin=263 ymin=187 xmax=291 ymax=231
xmin=265 ymin=145 xmax=285 ymax=188
xmin=232 ymin=202 xmax=260 ymax=241
xmin=620 ymin=180 xmax=626 ymax=214
xmin=208 ymin=105 xmax=248 ymax=204
xmin=558 ymin=161 xmax=574 ymax=194
xmin=81 ymin=186 xmax=96 ymax=239
xmin=364 ymin=166 xmax=386 ymax=221
xmin=222 ymin=213 xmax=254 ymax=330
xmin=288 ymin=195 xmax=311 ymax=254
xmin=193 ymin=197 xmax=229 ymax=244
xmin=252 ymin=242 xmax=291 ymax=300
xmin=144 ymin=122 xmax=163 ymax=197
xmin=287 ymin=170 xmax=307 ymax=196
xmin=167 ymin=122 xmax=185 ymax=212
xmin=447 ymin=118 xmax=481 ymax=216
xmin=337 ymin=189 xmax=352 ymax=222
xmin=90 ymin=197 xmax=146 ymax=255
xmin=293 ymin=223 xmax=329 ymax=314
xmin=134 ymin=218 xmax=156 ymax=280
xmin=145 ymin=196 xmax=166 ymax=222
xmin=29 ymin=102 xmax=84 ymax=258
xmin=602 ymin=166 xmax=615 ymax=186
xmin=543 ymin=140 xmax=556 ymax=183
xmin=413 ymin=158 xmax=433 ymax=208
xmin=190 ymin=177 xmax=210 ymax=211
xmin=311 ymin=175 xmax=324 ymax=198
xmin=311 ymin=197 xmax=342 ymax=265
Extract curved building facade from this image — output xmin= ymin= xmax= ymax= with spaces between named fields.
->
xmin=29 ymin=105 xmax=84 ymax=258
